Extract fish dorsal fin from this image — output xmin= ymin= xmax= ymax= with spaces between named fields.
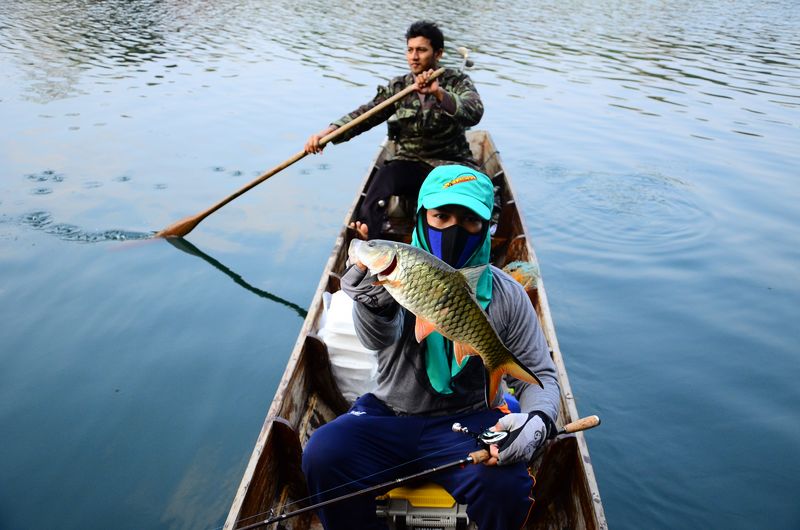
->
xmin=414 ymin=316 xmax=438 ymax=343
xmin=453 ymin=342 xmax=479 ymax=366
xmin=458 ymin=264 xmax=487 ymax=293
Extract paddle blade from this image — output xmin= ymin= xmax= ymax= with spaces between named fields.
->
xmin=155 ymin=214 xmax=203 ymax=238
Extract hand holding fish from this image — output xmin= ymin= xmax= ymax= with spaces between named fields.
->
xmin=341 ymin=248 xmax=395 ymax=312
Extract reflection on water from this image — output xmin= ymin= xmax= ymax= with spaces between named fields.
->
xmin=166 ymin=237 xmax=307 ymax=318
xmin=0 ymin=0 xmax=800 ymax=109
xmin=1 ymin=0 xmax=795 ymax=141
xmin=1 ymin=0 xmax=171 ymax=102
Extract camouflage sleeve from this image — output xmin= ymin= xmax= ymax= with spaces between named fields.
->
xmin=493 ymin=271 xmax=560 ymax=425
xmin=440 ymin=73 xmax=484 ymax=127
xmin=329 ymin=82 xmax=401 ymax=144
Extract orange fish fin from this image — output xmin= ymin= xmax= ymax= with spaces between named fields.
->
xmin=453 ymin=342 xmax=478 ymax=366
xmin=484 ymin=368 xmax=504 ymax=407
xmin=502 ymin=360 xmax=544 ymax=388
xmin=414 ymin=317 xmax=438 ymax=343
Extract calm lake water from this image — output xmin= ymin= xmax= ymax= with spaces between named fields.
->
xmin=1 ymin=1 xmax=798 ymax=528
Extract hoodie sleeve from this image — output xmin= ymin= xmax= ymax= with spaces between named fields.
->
xmin=340 ymin=264 xmax=403 ymax=350
xmin=493 ymin=271 xmax=561 ymax=426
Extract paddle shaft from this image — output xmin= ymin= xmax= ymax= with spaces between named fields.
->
xmin=237 ymin=414 xmax=599 ymax=530
xmin=155 ymin=67 xmax=446 ymax=238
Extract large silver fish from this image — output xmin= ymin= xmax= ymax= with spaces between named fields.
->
xmin=349 ymin=239 xmax=543 ymax=406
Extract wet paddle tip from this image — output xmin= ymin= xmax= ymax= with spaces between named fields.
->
xmin=154 ymin=215 xmax=202 ymax=238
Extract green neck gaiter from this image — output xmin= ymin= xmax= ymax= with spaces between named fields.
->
xmin=411 ymin=217 xmax=493 ymax=394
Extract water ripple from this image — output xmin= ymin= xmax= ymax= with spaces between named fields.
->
xmin=26 ymin=170 xmax=65 ymax=182
xmin=18 ymin=211 xmax=152 ymax=242
xmin=20 ymin=211 xmax=54 ymax=229
xmin=533 ymin=167 xmax=712 ymax=256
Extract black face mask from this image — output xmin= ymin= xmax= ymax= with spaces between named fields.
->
xmin=421 ymin=214 xmax=487 ymax=268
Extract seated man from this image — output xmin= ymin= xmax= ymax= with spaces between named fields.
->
xmin=302 ymin=165 xmax=561 ymax=529
xmin=305 ymin=21 xmax=483 ymax=238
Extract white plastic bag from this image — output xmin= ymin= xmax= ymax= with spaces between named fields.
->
xmin=318 ymin=290 xmax=378 ymax=403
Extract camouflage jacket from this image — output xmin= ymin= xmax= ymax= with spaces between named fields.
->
xmin=331 ymin=68 xmax=484 ymax=166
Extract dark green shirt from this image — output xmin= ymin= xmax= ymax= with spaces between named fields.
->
xmin=331 ymin=68 xmax=484 ymax=166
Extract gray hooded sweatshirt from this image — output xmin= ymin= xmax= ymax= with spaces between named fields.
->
xmin=340 ymin=264 xmax=561 ymax=426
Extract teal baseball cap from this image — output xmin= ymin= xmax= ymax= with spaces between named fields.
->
xmin=417 ymin=165 xmax=494 ymax=220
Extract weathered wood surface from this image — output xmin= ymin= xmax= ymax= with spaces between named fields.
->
xmin=223 ymin=131 xmax=606 ymax=530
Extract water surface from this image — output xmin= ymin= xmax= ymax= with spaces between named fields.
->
xmin=1 ymin=1 xmax=799 ymax=528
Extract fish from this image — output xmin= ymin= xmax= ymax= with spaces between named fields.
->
xmin=349 ymin=238 xmax=543 ymax=406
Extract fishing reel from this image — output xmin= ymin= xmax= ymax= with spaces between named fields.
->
xmin=452 ymin=422 xmax=508 ymax=448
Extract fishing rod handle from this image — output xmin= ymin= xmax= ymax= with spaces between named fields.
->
xmin=559 ymin=415 xmax=601 ymax=435
xmin=468 ymin=449 xmax=490 ymax=464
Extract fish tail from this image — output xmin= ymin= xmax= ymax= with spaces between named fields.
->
xmin=482 ymin=350 xmax=544 ymax=406
xmin=484 ymin=347 xmax=544 ymax=408
xmin=502 ymin=357 xmax=544 ymax=389
xmin=483 ymin=363 xmax=543 ymax=407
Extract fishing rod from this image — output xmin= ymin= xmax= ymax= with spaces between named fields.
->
xmin=236 ymin=414 xmax=600 ymax=530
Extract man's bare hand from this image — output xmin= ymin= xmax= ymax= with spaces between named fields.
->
xmin=348 ymin=221 xmax=369 ymax=241
xmin=304 ymin=125 xmax=337 ymax=154
xmin=414 ymin=69 xmax=443 ymax=100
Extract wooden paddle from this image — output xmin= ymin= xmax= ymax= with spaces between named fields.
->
xmin=155 ymin=67 xmax=446 ymax=238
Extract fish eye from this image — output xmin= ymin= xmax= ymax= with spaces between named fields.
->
xmin=367 ymin=241 xmax=375 ymax=247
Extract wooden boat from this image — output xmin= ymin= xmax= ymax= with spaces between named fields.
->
xmin=224 ymin=130 xmax=607 ymax=530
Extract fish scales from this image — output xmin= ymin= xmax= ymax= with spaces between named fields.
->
xmin=389 ymin=246 xmax=509 ymax=368
xmin=349 ymin=239 xmax=543 ymax=406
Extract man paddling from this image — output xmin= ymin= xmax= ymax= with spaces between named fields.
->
xmin=302 ymin=165 xmax=560 ymax=529
xmin=304 ymin=21 xmax=484 ymax=239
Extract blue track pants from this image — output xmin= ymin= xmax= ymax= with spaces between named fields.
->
xmin=302 ymin=393 xmax=534 ymax=529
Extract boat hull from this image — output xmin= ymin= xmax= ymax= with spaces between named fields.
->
xmin=224 ymin=131 xmax=606 ymax=530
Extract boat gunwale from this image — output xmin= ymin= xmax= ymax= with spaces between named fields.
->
xmin=477 ymin=133 xmax=606 ymax=528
